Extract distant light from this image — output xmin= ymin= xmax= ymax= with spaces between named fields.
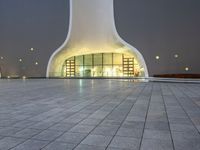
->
xmin=0 ymin=56 xmax=3 ymax=60
xmin=174 ymin=54 xmax=179 ymax=58
xmin=35 ymin=62 xmax=39 ymax=65
xmin=185 ymin=67 xmax=189 ymax=71
xmin=22 ymin=76 xmax=26 ymax=79
xmin=19 ymin=58 xmax=23 ymax=62
xmin=7 ymin=76 xmax=10 ymax=79
xmin=30 ymin=48 xmax=34 ymax=51
xmin=155 ymin=56 xmax=160 ymax=60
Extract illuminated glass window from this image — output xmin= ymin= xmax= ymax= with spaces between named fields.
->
xmin=84 ymin=55 xmax=92 ymax=66
xmin=75 ymin=55 xmax=83 ymax=65
xmin=94 ymin=54 xmax=102 ymax=65
xmin=113 ymin=53 xmax=122 ymax=64
xmin=63 ymin=53 xmax=142 ymax=78
xmin=103 ymin=53 xmax=112 ymax=65
xmin=93 ymin=66 xmax=103 ymax=77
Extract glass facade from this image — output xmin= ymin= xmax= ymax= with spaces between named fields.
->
xmin=63 ymin=53 xmax=142 ymax=77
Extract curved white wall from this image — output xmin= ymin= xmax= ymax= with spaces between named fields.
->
xmin=47 ymin=0 xmax=148 ymax=77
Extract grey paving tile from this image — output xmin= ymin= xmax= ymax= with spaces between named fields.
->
xmin=13 ymin=120 xmax=38 ymax=128
xmin=168 ymin=118 xmax=192 ymax=125
xmin=91 ymin=125 xmax=119 ymax=136
xmin=13 ymin=128 xmax=42 ymax=139
xmin=28 ymin=121 xmax=55 ymax=130
xmin=32 ymin=129 xmax=63 ymax=141
xmin=173 ymin=136 xmax=200 ymax=150
xmin=11 ymin=139 xmax=49 ymax=150
xmin=0 ymin=136 xmax=4 ymax=140
xmin=81 ymin=134 xmax=112 ymax=147
xmin=49 ymin=123 xmax=75 ymax=131
xmin=140 ymin=138 xmax=173 ymax=150
xmin=0 ymin=119 xmax=19 ymax=127
xmin=69 ymin=124 xmax=95 ymax=133
xmin=62 ymin=117 xmax=84 ymax=124
xmin=42 ymin=141 xmax=76 ymax=150
xmin=79 ymin=118 xmax=102 ymax=126
xmin=0 ymin=127 xmax=23 ymax=136
xmin=143 ymin=129 xmax=171 ymax=140
xmin=126 ymin=116 xmax=146 ymax=122
xmin=116 ymin=127 xmax=143 ymax=138
xmin=106 ymin=147 xmax=129 ymax=150
xmin=109 ymin=136 xmax=140 ymax=149
xmin=145 ymin=121 xmax=170 ymax=131
xmin=0 ymin=137 xmax=25 ymax=150
xmin=171 ymin=130 xmax=200 ymax=140
xmin=56 ymin=132 xmax=88 ymax=144
xmin=100 ymin=119 xmax=122 ymax=126
xmin=74 ymin=144 xmax=106 ymax=150
xmin=122 ymin=120 xmax=145 ymax=129
xmin=170 ymin=124 xmax=198 ymax=132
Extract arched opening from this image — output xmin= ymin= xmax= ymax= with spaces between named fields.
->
xmin=61 ymin=53 xmax=145 ymax=78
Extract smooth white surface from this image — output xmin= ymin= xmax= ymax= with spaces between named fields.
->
xmin=47 ymin=0 xmax=148 ymax=77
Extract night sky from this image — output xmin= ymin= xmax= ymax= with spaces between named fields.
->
xmin=0 ymin=0 xmax=200 ymax=77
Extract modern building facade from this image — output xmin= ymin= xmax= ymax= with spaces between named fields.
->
xmin=47 ymin=0 xmax=148 ymax=78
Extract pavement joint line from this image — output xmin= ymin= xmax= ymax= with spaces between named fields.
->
xmin=72 ymin=84 xmax=142 ymax=150
xmin=169 ymin=84 xmax=200 ymax=135
xmin=161 ymin=83 xmax=176 ymax=150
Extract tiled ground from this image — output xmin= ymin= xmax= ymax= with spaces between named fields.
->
xmin=0 ymin=79 xmax=200 ymax=150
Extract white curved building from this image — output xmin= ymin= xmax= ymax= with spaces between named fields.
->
xmin=47 ymin=0 xmax=148 ymax=78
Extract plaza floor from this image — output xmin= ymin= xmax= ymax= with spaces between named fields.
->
xmin=0 ymin=79 xmax=200 ymax=150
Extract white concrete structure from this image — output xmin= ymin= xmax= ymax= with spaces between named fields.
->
xmin=47 ymin=0 xmax=148 ymax=78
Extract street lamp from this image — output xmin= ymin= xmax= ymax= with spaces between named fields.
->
xmin=155 ymin=56 xmax=160 ymax=60
xmin=0 ymin=56 xmax=4 ymax=78
xmin=185 ymin=67 xmax=189 ymax=71
xmin=174 ymin=54 xmax=179 ymax=58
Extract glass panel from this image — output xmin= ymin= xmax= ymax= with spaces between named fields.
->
xmin=94 ymin=53 xmax=102 ymax=65
xmin=103 ymin=65 xmax=113 ymax=77
xmin=84 ymin=55 xmax=92 ymax=66
xmin=63 ymin=53 xmax=138 ymax=78
xmin=75 ymin=55 xmax=83 ymax=66
xmin=75 ymin=66 xmax=84 ymax=77
xmin=113 ymin=65 xmax=123 ymax=77
xmin=113 ymin=53 xmax=122 ymax=65
xmin=84 ymin=66 xmax=92 ymax=77
xmin=103 ymin=53 xmax=112 ymax=65
xmin=93 ymin=66 xmax=103 ymax=77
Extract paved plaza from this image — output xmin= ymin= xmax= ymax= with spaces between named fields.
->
xmin=0 ymin=79 xmax=200 ymax=150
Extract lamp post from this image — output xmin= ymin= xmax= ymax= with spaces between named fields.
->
xmin=0 ymin=56 xmax=4 ymax=78
xmin=0 ymin=66 xmax=2 ymax=78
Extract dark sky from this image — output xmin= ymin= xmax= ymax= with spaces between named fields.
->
xmin=0 ymin=0 xmax=200 ymax=77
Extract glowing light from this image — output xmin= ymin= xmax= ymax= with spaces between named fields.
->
xmin=155 ymin=56 xmax=160 ymax=60
xmin=105 ymin=68 xmax=112 ymax=76
xmin=19 ymin=58 xmax=23 ymax=62
xmin=174 ymin=54 xmax=179 ymax=58
xmin=22 ymin=76 xmax=26 ymax=79
xmin=7 ymin=76 xmax=10 ymax=79
xmin=0 ymin=56 xmax=3 ymax=60
xmin=79 ymin=67 xmax=84 ymax=72
xmin=185 ymin=67 xmax=189 ymax=71
xmin=30 ymin=48 xmax=34 ymax=51
xmin=35 ymin=62 xmax=38 ymax=65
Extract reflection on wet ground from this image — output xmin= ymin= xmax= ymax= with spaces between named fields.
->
xmin=0 ymin=79 xmax=199 ymax=150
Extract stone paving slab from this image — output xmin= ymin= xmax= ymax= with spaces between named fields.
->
xmin=0 ymin=79 xmax=199 ymax=150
